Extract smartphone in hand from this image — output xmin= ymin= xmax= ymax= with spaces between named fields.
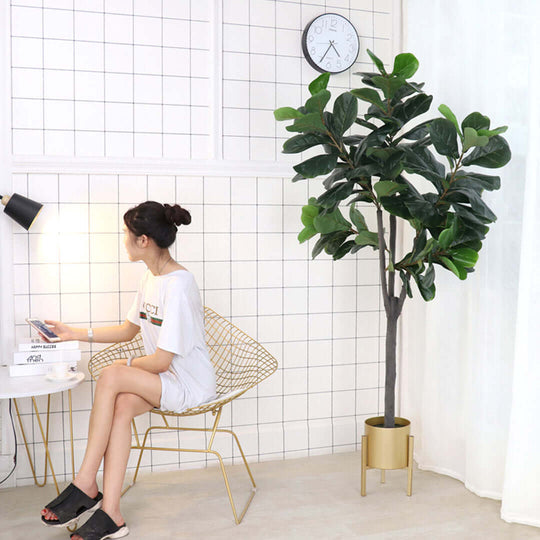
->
xmin=26 ymin=318 xmax=61 ymax=342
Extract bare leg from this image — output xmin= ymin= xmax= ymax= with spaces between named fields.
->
xmin=70 ymin=393 xmax=153 ymax=539
xmin=42 ymin=365 xmax=162 ymax=521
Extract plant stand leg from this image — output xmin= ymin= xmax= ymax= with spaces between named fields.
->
xmin=407 ymin=435 xmax=414 ymax=496
xmin=361 ymin=435 xmax=367 ymax=496
xmin=381 ymin=470 xmax=385 ymax=484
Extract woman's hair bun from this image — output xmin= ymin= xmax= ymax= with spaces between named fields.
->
xmin=164 ymin=204 xmax=191 ymax=227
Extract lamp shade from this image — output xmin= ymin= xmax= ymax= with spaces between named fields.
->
xmin=1 ymin=193 xmax=43 ymax=230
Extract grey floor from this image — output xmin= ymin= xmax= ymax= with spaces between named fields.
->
xmin=2 ymin=452 xmax=539 ymax=540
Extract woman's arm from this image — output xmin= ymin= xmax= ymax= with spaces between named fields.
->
xmin=44 ymin=319 xmax=140 ymax=344
xmin=114 ymin=347 xmax=174 ymax=374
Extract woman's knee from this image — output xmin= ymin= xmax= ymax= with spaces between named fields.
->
xmin=96 ymin=364 xmax=123 ymax=392
xmin=113 ymin=393 xmax=140 ymax=421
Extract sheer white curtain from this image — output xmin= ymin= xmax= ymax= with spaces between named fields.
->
xmin=401 ymin=0 xmax=540 ymax=527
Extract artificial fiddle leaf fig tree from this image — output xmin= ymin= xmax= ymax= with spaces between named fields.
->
xmin=275 ymin=50 xmax=511 ymax=429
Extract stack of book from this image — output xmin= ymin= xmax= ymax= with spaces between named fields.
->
xmin=10 ymin=341 xmax=81 ymax=377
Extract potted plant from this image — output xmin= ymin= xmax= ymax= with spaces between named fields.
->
xmin=274 ymin=49 xmax=511 ymax=493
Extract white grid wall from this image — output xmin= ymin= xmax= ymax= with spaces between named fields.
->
xmin=11 ymin=172 xmax=386 ymax=482
xmin=11 ymin=0 xmax=212 ymax=158
xmin=5 ymin=0 xmax=397 ymax=485
xmin=222 ymin=0 xmax=394 ymax=161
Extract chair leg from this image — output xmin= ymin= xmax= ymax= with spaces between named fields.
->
xmin=120 ymin=411 xmax=257 ymax=524
xmin=209 ymin=448 xmax=256 ymax=525
xmin=121 ymin=425 xmax=152 ymax=496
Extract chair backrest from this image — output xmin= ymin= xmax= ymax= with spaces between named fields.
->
xmin=88 ymin=307 xmax=278 ymax=402
xmin=204 ymin=306 xmax=277 ymax=397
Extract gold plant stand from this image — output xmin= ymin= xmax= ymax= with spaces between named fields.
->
xmin=361 ymin=416 xmax=414 ymax=496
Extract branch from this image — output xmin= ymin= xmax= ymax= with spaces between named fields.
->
xmin=396 ymin=282 xmax=408 ymax=318
xmin=376 ymin=209 xmax=391 ymax=313
xmin=388 ymin=214 xmax=396 ymax=297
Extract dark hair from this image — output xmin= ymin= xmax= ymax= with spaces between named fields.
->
xmin=123 ymin=201 xmax=191 ymax=248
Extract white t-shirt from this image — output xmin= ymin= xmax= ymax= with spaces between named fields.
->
xmin=126 ymin=269 xmax=216 ymax=412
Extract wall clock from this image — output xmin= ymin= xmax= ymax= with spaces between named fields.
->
xmin=301 ymin=13 xmax=360 ymax=74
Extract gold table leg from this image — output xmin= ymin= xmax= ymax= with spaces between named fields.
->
xmin=13 ymin=390 xmax=77 ymax=495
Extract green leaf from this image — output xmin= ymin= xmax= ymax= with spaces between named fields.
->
xmin=421 ymin=263 xmax=436 ymax=289
xmin=395 ymin=93 xmax=433 ymax=123
xmin=309 ymin=73 xmax=331 ymax=95
xmin=313 ymin=208 xmax=351 ymax=234
xmin=282 ymin=133 xmax=328 ymax=154
xmin=298 ymin=226 xmax=317 ymax=243
xmin=438 ymin=104 xmax=462 ymax=137
xmin=430 ymin=118 xmax=459 ymax=158
xmin=317 ymin=181 xmax=355 ymax=208
xmin=403 ymin=146 xmax=446 ymax=187
xmin=350 ymin=88 xmax=386 ymax=112
xmin=391 ymin=53 xmax=419 ymax=79
xmin=332 ymin=92 xmax=358 ymax=137
xmin=305 ymin=89 xmax=331 ymax=115
xmin=438 ymin=227 xmax=455 ymax=250
xmin=405 ymin=198 xmax=442 ymax=227
xmin=312 ymin=235 xmax=330 ymax=258
xmin=334 ymin=240 xmax=356 ymax=260
xmin=398 ymin=119 xmax=432 ymax=141
xmin=448 ymin=247 xmax=478 ymax=268
xmin=400 ymin=271 xmax=413 ymax=298
xmin=286 ymin=112 xmax=327 ymax=134
xmin=380 ymin=194 xmax=413 ymax=219
xmin=477 ymin=126 xmax=508 ymax=137
xmin=300 ymin=203 xmax=319 ymax=227
xmin=440 ymin=256 xmax=467 ymax=280
xmin=393 ymin=81 xmax=425 ymax=102
xmin=367 ymin=49 xmax=387 ymax=74
xmin=349 ymin=205 xmax=368 ymax=231
xmin=371 ymin=75 xmax=406 ymax=99
xmin=462 ymin=112 xmax=490 ymax=132
xmin=324 ymin=230 xmax=352 ymax=256
xmin=454 ymin=172 xmax=501 ymax=191
xmin=445 ymin=187 xmax=497 ymax=222
xmin=274 ymin=107 xmax=304 ymax=121
xmin=354 ymin=230 xmax=379 ymax=248
xmin=293 ymin=154 xmax=338 ymax=179
xmin=462 ymin=127 xmax=489 ymax=152
xmin=461 ymin=135 xmax=511 ymax=168
xmin=323 ymin=167 xmax=348 ymax=189
xmin=374 ymin=180 xmax=408 ymax=198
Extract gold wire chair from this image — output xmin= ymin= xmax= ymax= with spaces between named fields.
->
xmin=88 ymin=307 xmax=278 ymax=524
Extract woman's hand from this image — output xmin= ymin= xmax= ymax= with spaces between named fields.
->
xmin=43 ymin=320 xmax=76 ymax=342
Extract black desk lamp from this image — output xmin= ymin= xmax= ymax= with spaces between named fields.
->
xmin=1 ymin=193 xmax=43 ymax=230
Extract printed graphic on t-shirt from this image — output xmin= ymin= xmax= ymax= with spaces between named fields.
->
xmin=140 ymin=302 xmax=163 ymax=327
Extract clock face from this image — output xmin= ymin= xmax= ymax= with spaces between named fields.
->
xmin=302 ymin=13 xmax=360 ymax=74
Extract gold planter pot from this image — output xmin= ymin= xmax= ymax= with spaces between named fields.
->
xmin=361 ymin=416 xmax=414 ymax=496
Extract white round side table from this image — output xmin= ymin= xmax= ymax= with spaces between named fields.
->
xmin=0 ymin=366 xmax=85 ymax=494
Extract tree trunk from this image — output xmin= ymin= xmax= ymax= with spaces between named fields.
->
xmin=376 ymin=209 xmax=403 ymax=429
xmin=384 ymin=301 xmax=399 ymax=428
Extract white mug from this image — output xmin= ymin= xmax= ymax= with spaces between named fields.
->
xmin=51 ymin=362 xmax=69 ymax=378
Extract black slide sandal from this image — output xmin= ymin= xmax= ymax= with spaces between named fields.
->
xmin=70 ymin=509 xmax=129 ymax=540
xmin=41 ymin=483 xmax=103 ymax=528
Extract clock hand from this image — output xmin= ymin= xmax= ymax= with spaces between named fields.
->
xmin=319 ymin=42 xmax=333 ymax=62
xmin=330 ymin=41 xmax=341 ymax=58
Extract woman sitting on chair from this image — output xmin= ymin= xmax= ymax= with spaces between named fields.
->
xmin=40 ymin=201 xmax=216 ymax=540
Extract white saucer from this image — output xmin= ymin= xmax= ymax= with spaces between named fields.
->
xmin=45 ymin=372 xmax=78 ymax=382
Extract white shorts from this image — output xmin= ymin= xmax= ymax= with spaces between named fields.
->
xmin=158 ymin=370 xmax=189 ymax=413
